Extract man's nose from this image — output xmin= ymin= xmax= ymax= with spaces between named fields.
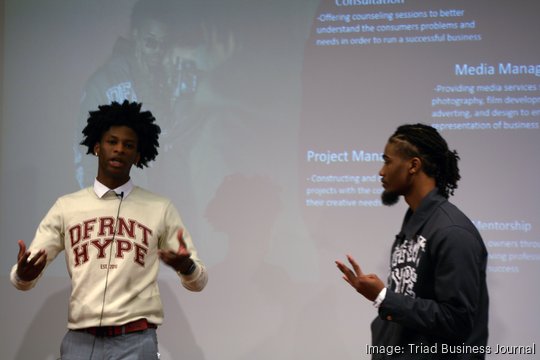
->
xmin=113 ymin=143 xmax=126 ymax=153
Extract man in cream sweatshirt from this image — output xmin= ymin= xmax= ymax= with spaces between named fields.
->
xmin=11 ymin=100 xmax=208 ymax=359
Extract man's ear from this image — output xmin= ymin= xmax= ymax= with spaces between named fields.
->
xmin=135 ymin=153 xmax=141 ymax=167
xmin=93 ymin=143 xmax=100 ymax=156
xmin=409 ymin=157 xmax=422 ymax=174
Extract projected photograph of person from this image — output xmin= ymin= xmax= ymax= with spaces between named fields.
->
xmin=75 ymin=0 xmax=232 ymax=186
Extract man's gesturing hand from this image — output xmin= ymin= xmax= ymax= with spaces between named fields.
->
xmin=16 ymin=240 xmax=47 ymax=282
xmin=335 ymin=254 xmax=385 ymax=301
xmin=158 ymin=229 xmax=195 ymax=274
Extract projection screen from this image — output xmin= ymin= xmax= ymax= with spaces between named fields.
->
xmin=1 ymin=0 xmax=539 ymax=359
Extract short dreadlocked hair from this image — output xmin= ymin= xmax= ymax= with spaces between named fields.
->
xmin=80 ymin=101 xmax=161 ymax=168
xmin=389 ymin=123 xmax=461 ymax=198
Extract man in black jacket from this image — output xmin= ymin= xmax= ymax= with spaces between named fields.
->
xmin=336 ymin=124 xmax=489 ymax=359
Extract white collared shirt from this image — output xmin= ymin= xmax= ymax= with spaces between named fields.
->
xmin=93 ymin=178 xmax=134 ymax=199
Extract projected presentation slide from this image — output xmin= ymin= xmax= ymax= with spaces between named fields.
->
xmin=2 ymin=0 xmax=539 ymax=359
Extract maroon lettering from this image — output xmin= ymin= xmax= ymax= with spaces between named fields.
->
xmin=115 ymin=239 xmax=132 ymax=258
xmin=68 ymin=215 xmax=153 ymax=268
xmin=73 ymin=243 xmax=89 ymax=266
xmin=91 ymin=239 xmax=113 ymax=258
xmin=137 ymin=223 xmax=152 ymax=246
xmin=118 ymin=218 xmax=136 ymax=238
xmin=134 ymin=244 xmax=148 ymax=266
xmin=83 ymin=219 xmax=97 ymax=240
xmin=98 ymin=217 xmax=115 ymax=236
xmin=69 ymin=224 xmax=82 ymax=247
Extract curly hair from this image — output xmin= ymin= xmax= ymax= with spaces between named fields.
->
xmin=389 ymin=123 xmax=461 ymax=198
xmin=80 ymin=101 xmax=161 ymax=168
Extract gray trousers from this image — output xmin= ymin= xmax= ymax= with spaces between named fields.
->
xmin=60 ymin=329 xmax=159 ymax=360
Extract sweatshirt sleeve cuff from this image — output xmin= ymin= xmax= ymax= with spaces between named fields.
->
xmin=178 ymin=262 xmax=208 ymax=292
xmin=373 ymin=287 xmax=387 ymax=308
xmin=10 ymin=265 xmax=36 ymax=291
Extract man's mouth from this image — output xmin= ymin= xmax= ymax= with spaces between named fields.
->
xmin=109 ymin=158 xmax=124 ymax=168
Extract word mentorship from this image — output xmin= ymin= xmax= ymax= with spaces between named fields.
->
xmin=366 ymin=343 xmax=536 ymax=356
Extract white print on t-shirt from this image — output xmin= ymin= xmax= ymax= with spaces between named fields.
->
xmin=390 ymin=235 xmax=427 ymax=298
